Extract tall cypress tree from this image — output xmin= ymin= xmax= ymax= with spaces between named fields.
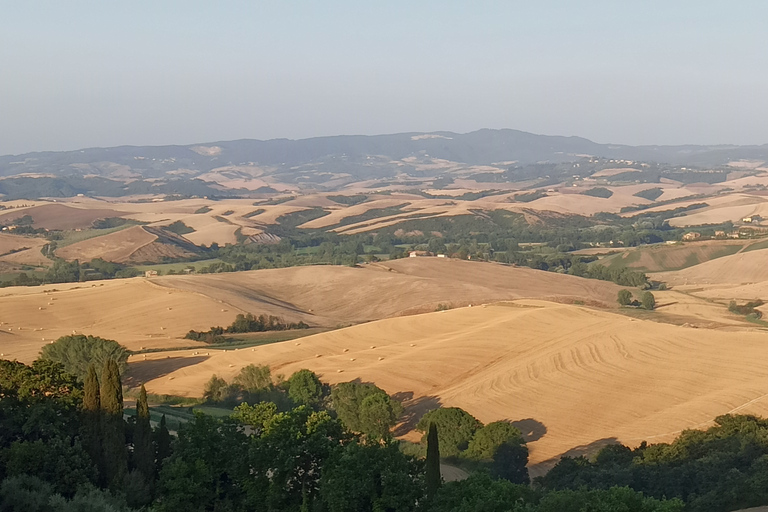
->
xmin=100 ymin=358 xmax=127 ymax=488
xmin=155 ymin=414 xmax=172 ymax=474
xmin=426 ymin=422 xmax=441 ymax=499
xmin=133 ymin=385 xmax=155 ymax=482
xmin=82 ymin=364 xmax=102 ymax=472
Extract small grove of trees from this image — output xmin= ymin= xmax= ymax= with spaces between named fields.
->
xmin=729 ymin=299 xmax=764 ymax=319
xmin=415 ymin=407 xmax=530 ymax=484
xmin=617 ymin=290 xmax=656 ymax=310
xmin=38 ymin=334 xmax=130 ymax=381
xmin=186 ymin=313 xmax=310 ymax=342
xmin=331 ymin=382 xmax=403 ymax=441
xmin=203 ymin=366 xmax=327 ymax=410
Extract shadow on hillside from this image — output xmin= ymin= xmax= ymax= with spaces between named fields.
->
xmin=511 ymin=418 xmax=548 ymax=442
xmin=394 ymin=393 xmax=442 ymax=436
xmin=530 ymin=437 xmax=620 ymax=478
xmin=655 ymin=301 xmax=678 ymax=309
xmin=124 ymin=356 xmax=208 ymax=388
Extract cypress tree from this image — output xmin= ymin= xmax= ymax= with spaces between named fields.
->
xmin=426 ymin=422 xmax=441 ymax=498
xmin=133 ymin=385 xmax=155 ymax=482
xmin=100 ymin=358 xmax=127 ymax=488
xmin=82 ymin=364 xmax=102 ymax=471
xmin=155 ymin=414 xmax=172 ymax=474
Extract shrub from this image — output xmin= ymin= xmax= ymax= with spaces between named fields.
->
xmin=641 ymin=291 xmax=656 ymax=310
xmin=618 ymin=289 xmax=633 ymax=306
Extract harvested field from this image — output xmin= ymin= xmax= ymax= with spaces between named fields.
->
xmin=0 ymin=203 xmax=127 ymax=230
xmin=55 ymin=226 xmax=199 ymax=263
xmin=656 ymin=247 xmax=768 ymax=286
xmin=0 ymin=258 xmax=624 ymax=362
xmin=152 ymin=258 xmax=626 ymax=326
xmin=142 ymin=300 xmax=768 ymax=474
xmin=0 ymin=278 xmax=240 ymax=362
xmin=599 ymin=240 xmax=746 ymax=272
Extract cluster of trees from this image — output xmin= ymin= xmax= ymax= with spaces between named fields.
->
xmin=728 ymin=299 xmax=764 ymax=319
xmin=537 ymin=414 xmax=768 ymax=512
xmin=39 ymin=334 xmax=130 ymax=380
xmin=185 ymin=313 xmax=310 ymax=343
xmin=618 ymin=290 xmax=656 ymax=310
xmin=9 ymin=354 xmax=768 ymax=511
xmin=0 ymin=358 xmax=171 ymax=509
xmin=415 ymin=408 xmax=530 ymax=484
xmin=1 ymin=257 xmax=140 ymax=288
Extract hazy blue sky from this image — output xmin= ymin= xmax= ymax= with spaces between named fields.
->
xmin=2 ymin=1 xmax=767 ymax=155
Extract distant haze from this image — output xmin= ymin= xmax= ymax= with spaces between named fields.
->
xmin=2 ymin=1 xmax=767 ymax=155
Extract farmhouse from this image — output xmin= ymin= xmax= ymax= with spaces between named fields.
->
xmin=682 ymin=232 xmax=701 ymax=241
xmin=144 ymin=270 xmax=158 ymax=278
xmin=409 ymin=250 xmax=431 ymax=257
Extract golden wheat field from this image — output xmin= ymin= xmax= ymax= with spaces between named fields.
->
xmin=139 ymin=299 xmax=768 ymax=474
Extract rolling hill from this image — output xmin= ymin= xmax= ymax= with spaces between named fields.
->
xmin=140 ymin=300 xmax=768 ymax=474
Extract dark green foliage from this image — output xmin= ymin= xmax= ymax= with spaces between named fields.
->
xmin=634 ymin=187 xmax=664 ymax=201
xmin=641 ymin=291 xmax=656 ymax=310
xmin=3 ymin=438 xmax=96 ymax=496
xmin=537 ymin=415 xmax=768 ymax=512
xmin=133 ymin=386 xmax=154 ymax=484
xmin=327 ymin=194 xmax=368 ymax=206
xmin=287 ymin=369 xmax=324 ymax=408
xmin=426 ymin=422 xmax=441 ymax=499
xmin=582 ymin=187 xmax=614 ymax=198
xmin=45 ymin=258 xmax=80 ymax=283
xmin=417 ymin=407 xmax=483 ymax=457
xmin=202 ymin=374 xmax=239 ymax=404
xmin=491 ymin=441 xmax=530 ymax=484
xmin=426 ymin=473 xmax=537 ymax=512
xmin=320 ymin=441 xmax=424 ymax=512
xmin=536 ymin=486 xmax=684 ymax=512
xmin=618 ymin=289 xmax=633 ymax=306
xmin=165 ymin=220 xmax=195 ymax=235
xmin=39 ymin=334 xmax=129 ymax=381
xmin=0 ymin=474 xmax=133 ymax=512
xmin=194 ymin=206 xmax=213 ymax=214
xmin=155 ymin=415 xmax=172 ymax=471
xmin=99 ymin=359 xmax=126 ymax=488
xmin=464 ymin=421 xmax=524 ymax=460
xmin=91 ymin=217 xmax=130 ymax=229
xmin=513 ymin=190 xmax=547 ymax=202
xmin=331 ymin=382 xmax=403 ymax=440
xmin=81 ymin=364 xmax=101 ymax=471
xmin=185 ymin=314 xmax=309 ymax=343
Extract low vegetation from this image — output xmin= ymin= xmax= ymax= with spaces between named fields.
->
xmin=582 ymin=187 xmax=613 ymax=198
xmin=633 ymin=187 xmax=664 ymax=201
xmin=185 ymin=313 xmax=310 ymax=343
xmin=729 ymin=299 xmax=764 ymax=319
xmin=164 ymin=220 xmax=195 ymax=235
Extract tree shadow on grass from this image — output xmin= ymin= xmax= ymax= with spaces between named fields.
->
xmin=510 ymin=418 xmax=548 ymax=442
xmin=530 ymin=437 xmax=621 ymax=478
xmin=394 ymin=394 xmax=442 ymax=437
xmin=124 ymin=356 xmax=208 ymax=388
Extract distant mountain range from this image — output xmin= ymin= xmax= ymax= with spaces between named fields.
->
xmin=1 ymin=129 xmax=767 ymax=199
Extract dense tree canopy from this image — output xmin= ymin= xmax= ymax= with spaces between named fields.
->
xmin=38 ymin=334 xmax=129 ymax=381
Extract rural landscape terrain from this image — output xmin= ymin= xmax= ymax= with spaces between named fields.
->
xmin=6 ymin=130 xmax=768 ymax=510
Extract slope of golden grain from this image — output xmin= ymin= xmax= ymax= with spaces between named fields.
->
xmin=656 ymin=247 xmax=768 ymax=286
xmin=0 ymin=203 xmax=127 ymax=230
xmin=55 ymin=226 xmax=199 ymax=263
xmin=0 ymin=258 xmax=623 ymax=362
xmin=0 ymin=279 xmax=239 ymax=362
xmin=152 ymin=258 xmax=625 ymax=326
xmin=143 ymin=301 xmax=768 ymax=473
